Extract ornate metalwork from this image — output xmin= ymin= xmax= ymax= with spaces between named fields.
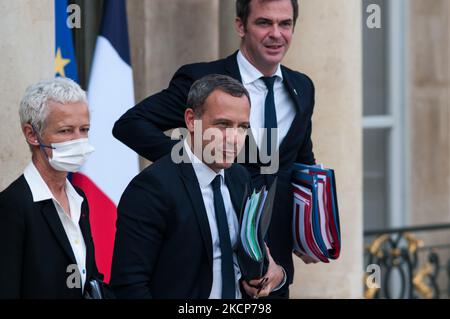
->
xmin=364 ymin=223 xmax=450 ymax=299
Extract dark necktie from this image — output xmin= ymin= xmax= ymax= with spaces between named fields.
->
xmin=211 ymin=175 xmax=235 ymax=299
xmin=261 ymin=76 xmax=278 ymax=157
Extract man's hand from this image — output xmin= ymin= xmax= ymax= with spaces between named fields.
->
xmin=293 ymin=250 xmax=319 ymax=264
xmin=242 ymin=244 xmax=284 ymax=298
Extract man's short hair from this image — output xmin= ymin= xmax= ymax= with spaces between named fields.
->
xmin=187 ymin=74 xmax=250 ymax=117
xmin=236 ymin=0 xmax=299 ymax=28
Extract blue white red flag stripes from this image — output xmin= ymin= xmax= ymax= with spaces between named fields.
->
xmin=72 ymin=0 xmax=139 ymax=283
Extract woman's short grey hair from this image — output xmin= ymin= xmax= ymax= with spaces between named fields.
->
xmin=19 ymin=77 xmax=87 ymax=136
xmin=187 ymin=74 xmax=250 ymax=117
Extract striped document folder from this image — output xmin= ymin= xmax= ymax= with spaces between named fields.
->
xmin=291 ymin=163 xmax=341 ymax=263
xmin=237 ymin=178 xmax=277 ymax=281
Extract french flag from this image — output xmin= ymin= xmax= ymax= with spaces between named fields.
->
xmin=72 ymin=0 xmax=139 ymax=283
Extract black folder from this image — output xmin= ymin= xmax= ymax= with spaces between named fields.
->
xmin=236 ymin=177 xmax=277 ymax=281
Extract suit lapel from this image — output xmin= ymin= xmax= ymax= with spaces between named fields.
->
xmin=78 ymin=200 xmax=94 ymax=280
xmin=226 ymin=51 xmax=303 ymax=117
xmin=279 ymin=66 xmax=305 ymax=152
xmin=224 ymin=169 xmax=247 ymax=221
xmin=41 ymin=200 xmax=77 ymax=264
xmin=239 ymin=128 xmax=263 ymax=168
xmin=179 ymin=162 xmax=213 ymax=267
xmin=224 ymin=51 xmax=242 ymax=82
xmin=281 ymin=66 xmax=303 ymax=115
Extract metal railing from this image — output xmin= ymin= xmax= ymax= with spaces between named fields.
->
xmin=363 ymin=223 xmax=450 ymax=299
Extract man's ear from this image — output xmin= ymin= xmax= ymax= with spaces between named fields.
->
xmin=235 ymin=17 xmax=246 ymax=38
xmin=23 ymin=123 xmax=40 ymax=147
xmin=185 ymin=108 xmax=196 ymax=134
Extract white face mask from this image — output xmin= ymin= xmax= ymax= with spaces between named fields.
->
xmin=47 ymin=138 xmax=95 ymax=172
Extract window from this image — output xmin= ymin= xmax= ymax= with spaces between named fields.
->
xmin=363 ymin=0 xmax=409 ymax=231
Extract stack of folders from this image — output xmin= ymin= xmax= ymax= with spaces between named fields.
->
xmin=291 ymin=163 xmax=341 ymax=263
xmin=237 ymin=178 xmax=277 ymax=281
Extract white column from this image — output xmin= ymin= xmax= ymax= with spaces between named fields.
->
xmin=284 ymin=0 xmax=364 ymax=298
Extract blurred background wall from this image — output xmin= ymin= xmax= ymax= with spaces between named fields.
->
xmin=1 ymin=0 xmax=450 ymax=298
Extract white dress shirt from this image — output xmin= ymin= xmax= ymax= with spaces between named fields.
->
xmin=237 ymin=50 xmax=296 ymax=151
xmin=24 ymin=162 xmax=87 ymax=292
xmin=184 ymin=140 xmax=242 ymax=299
xmin=237 ymin=51 xmax=289 ymax=292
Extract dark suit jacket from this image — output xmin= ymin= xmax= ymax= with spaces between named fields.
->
xmin=110 ymin=152 xmax=251 ymax=299
xmin=112 ymin=51 xmax=316 ymax=296
xmin=0 ymin=175 xmax=99 ymax=299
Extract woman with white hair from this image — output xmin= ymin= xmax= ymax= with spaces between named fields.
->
xmin=0 ymin=77 xmax=102 ymax=298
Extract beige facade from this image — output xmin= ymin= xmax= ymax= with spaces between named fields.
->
xmin=6 ymin=0 xmax=450 ymax=299
xmin=0 ymin=0 xmax=54 ymax=191
xmin=285 ymin=0 xmax=363 ymax=298
xmin=409 ymin=0 xmax=450 ymax=226
xmin=405 ymin=1 xmax=450 ymax=282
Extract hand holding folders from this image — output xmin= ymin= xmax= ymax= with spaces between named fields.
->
xmin=291 ymin=163 xmax=341 ymax=263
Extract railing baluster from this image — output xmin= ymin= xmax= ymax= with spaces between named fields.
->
xmin=364 ymin=223 xmax=450 ymax=299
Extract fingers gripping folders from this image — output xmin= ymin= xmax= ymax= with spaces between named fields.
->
xmin=291 ymin=163 xmax=341 ymax=263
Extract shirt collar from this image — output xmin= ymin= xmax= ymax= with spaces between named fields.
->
xmin=184 ymin=139 xmax=225 ymax=189
xmin=237 ymin=50 xmax=283 ymax=85
xmin=23 ymin=161 xmax=84 ymax=207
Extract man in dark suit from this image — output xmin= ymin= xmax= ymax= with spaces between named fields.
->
xmin=111 ymin=75 xmax=286 ymax=299
xmin=112 ymin=0 xmax=316 ymax=298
